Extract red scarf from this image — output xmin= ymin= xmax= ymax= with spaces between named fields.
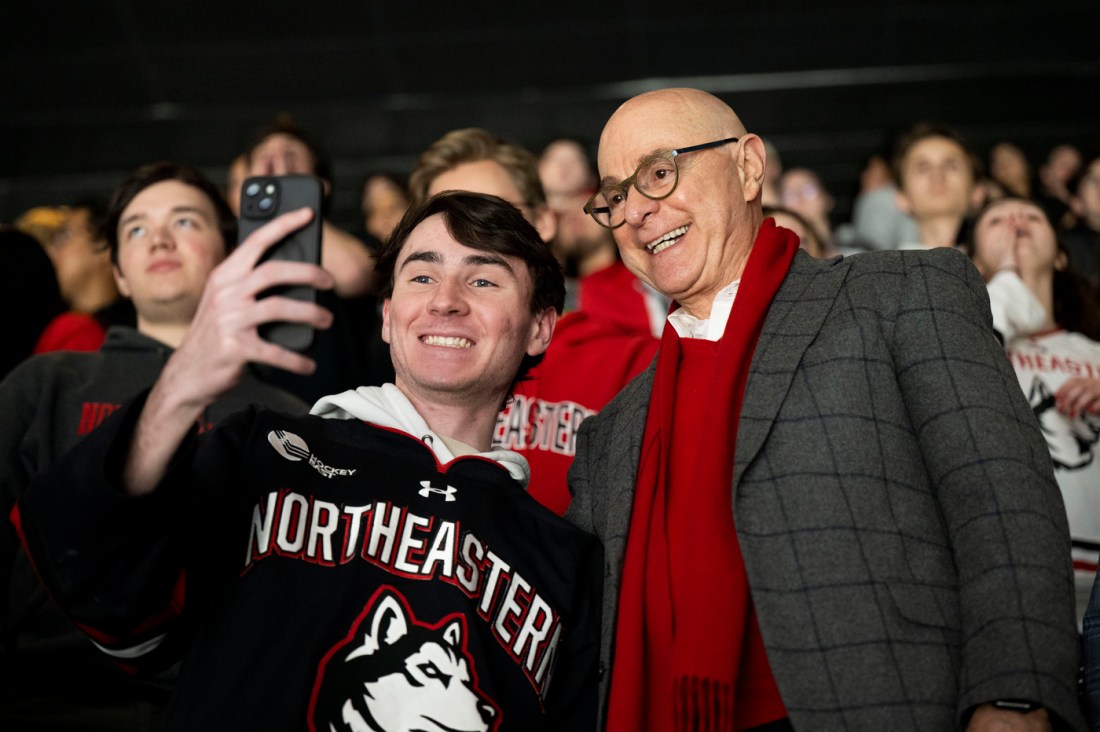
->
xmin=607 ymin=220 xmax=798 ymax=732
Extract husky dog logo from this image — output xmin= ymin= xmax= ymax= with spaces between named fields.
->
xmin=309 ymin=586 xmax=501 ymax=732
xmin=1029 ymin=376 xmax=1100 ymax=470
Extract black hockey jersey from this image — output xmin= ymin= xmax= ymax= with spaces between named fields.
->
xmin=1 ymin=326 xmax=305 ymax=728
xmin=15 ymin=397 xmax=602 ymax=731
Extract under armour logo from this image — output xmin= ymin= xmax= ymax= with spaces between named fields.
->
xmin=418 ymin=480 xmax=458 ymax=502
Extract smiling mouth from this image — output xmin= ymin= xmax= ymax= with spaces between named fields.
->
xmin=422 ymin=335 xmax=472 ymax=349
xmin=646 ymin=225 xmax=689 ymax=254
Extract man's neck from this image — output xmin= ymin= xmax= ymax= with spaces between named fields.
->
xmin=398 ymin=387 xmax=502 ymax=453
xmin=137 ymin=318 xmax=189 ymax=348
xmin=915 ymin=215 xmax=963 ymax=249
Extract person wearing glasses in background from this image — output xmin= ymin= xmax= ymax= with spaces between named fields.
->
xmin=567 ymin=88 xmax=1082 ymax=731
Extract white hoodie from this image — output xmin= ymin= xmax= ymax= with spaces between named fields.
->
xmin=986 ymin=270 xmax=1048 ymax=342
xmin=310 ymin=383 xmax=530 ymax=487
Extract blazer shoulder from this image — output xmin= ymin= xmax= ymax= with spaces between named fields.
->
xmin=842 ymin=246 xmax=973 ymax=275
xmin=579 ymin=360 xmax=654 ymax=444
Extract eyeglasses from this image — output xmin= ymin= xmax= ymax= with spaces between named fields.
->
xmin=583 ymin=137 xmax=740 ymax=229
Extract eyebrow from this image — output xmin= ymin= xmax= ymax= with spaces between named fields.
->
xmin=599 ymin=147 xmax=670 ymax=187
xmin=398 ymin=250 xmax=516 ymax=277
xmin=119 ymin=205 xmax=211 ymax=229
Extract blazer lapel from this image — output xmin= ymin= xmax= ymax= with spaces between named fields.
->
xmin=733 ymin=251 xmax=850 ymax=491
xmin=597 ymin=364 xmax=656 ymax=544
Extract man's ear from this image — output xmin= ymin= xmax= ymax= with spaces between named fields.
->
xmin=737 ymin=135 xmax=767 ymax=203
xmin=1055 ymin=249 xmax=1069 ymax=272
xmin=532 ymin=204 xmax=557 ymax=244
xmin=526 ymin=307 xmax=557 ymax=358
xmin=895 ymin=188 xmax=913 ymax=216
xmin=112 ymin=264 xmax=132 ymax=299
xmin=380 ymin=299 xmax=392 ymax=344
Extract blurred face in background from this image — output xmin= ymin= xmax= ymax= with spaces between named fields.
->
xmin=780 ymin=168 xmax=832 ymax=228
xmin=44 ymin=207 xmax=115 ymax=310
xmin=362 ymin=175 xmax=410 ymax=243
xmin=1074 ymin=158 xmax=1100 ymax=229
xmin=1044 ymin=145 xmax=1082 ymax=187
xmin=972 ymin=199 xmax=1059 ymax=281
xmin=859 ymin=155 xmax=892 ymax=193
xmin=249 ymin=133 xmax=317 ymax=176
xmin=539 ymin=140 xmax=595 ymax=200
xmin=898 ymin=136 xmax=975 ymax=219
xmin=989 ymin=142 xmax=1030 ymax=197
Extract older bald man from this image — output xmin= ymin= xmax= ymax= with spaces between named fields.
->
xmin=567 ymin=89 xmax=1082 ymax=731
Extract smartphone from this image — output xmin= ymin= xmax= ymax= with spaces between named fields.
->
xmin=238 ymin=174 xmax=323 ymax=352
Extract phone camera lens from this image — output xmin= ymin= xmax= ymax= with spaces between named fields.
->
xmin=245 ymin=182 xmax=261 ymax=196
xmin=259 ymin=197 xmax=274 ymax=211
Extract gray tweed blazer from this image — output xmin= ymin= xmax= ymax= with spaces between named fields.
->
xmin=567 ymin=247 xmax=1084 ymax=731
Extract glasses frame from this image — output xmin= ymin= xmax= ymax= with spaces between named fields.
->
xmin=583 ymin=136 xmax=740 ymax=229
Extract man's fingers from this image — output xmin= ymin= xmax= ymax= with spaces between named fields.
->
xmin=249 ymin=259 xmax=335 ymax=294
xmin=249 ymin=337 xmax=319 ymax=375
xmin=233 ymin=207 xmax=316 ymax=270
xmin=249 ymin=296 xmax=334 ymax=332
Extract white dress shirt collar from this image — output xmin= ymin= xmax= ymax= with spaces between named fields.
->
xmin=666 ymin=280 xmax=740 ymax=341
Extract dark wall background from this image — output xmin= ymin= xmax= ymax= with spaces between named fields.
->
xmin=3 ymin=1 xmax=1098 ymax=233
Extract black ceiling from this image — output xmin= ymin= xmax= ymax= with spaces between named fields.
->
xmin=3 ymin=1 xmax=1099 ymax=230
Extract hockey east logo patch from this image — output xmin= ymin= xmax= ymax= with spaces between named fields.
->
xmin=309 ymin=586 xmax=501 ymax=732
xmin=268 ymin=430 xmax=358 ymax=479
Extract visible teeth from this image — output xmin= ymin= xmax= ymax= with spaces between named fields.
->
xmin=646 ymin=225 xmax=689 ymax=253
xmin=423 ymin=335 xmax=472 ymax=349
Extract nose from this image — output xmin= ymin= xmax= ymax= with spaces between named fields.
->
xmin=150 ymin=223 xmax=175 ymax=251
xmin=623 ymin=189 xmax=659 ymax=227
xmin=1006 ymin=211 xmax=1030 ymax=236
xmin=428 ymin=278 xmax=469 ymax=316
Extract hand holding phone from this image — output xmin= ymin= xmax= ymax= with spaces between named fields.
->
xmin=238 ymin=175 xmax=323 ymax=351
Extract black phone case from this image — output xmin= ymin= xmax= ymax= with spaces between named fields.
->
xmin=238 ymin=175 xmax=323 ymax=352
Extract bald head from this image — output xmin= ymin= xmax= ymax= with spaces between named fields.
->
xmin=598 ymin=89 xmax=749 ymax=175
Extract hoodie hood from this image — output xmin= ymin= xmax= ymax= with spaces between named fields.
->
xmin=310 ymin=383 xmax=530 ymax=487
